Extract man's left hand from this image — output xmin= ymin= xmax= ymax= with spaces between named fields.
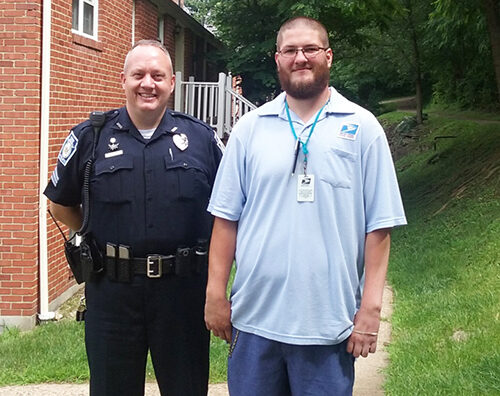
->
xmin=346 ymin=308 xmax=380 ymax=358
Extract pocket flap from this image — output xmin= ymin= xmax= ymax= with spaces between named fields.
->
xmin=95 ymin=155 xmax=133 ymax=175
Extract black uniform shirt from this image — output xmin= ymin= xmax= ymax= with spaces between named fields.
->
xmin=44 ymin=107 xmax=224 ymax=257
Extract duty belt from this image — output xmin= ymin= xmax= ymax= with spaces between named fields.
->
xmin=132 ymin=254 xmax=176 ymax=278
xmin=104 ymin=243 xmax=208 ymax=282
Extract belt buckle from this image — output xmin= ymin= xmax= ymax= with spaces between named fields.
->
xmin=146 ymin=255 xmax=162 ymax=278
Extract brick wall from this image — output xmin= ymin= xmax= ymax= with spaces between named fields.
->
xmin=0 ymin=0 xmax=134 ymax=329
xmin=163 ymin=15 xmax=176 ymax=66
xmin=0 ymin=1 xmax=42 ymax=328
xmin=0 ymin=0 xmax=212 ymax=331
xmin=161 ymin=14 xmax=178 ymax=109
xmin=45 ymin=0 xmax=133 ymax=309
xmin=135 ymin=0 xmax=158 ymax=41
xmin=184 ymin=28 xmax=193 ymax=79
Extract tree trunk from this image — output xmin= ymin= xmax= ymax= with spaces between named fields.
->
xmin=408 ymin=2 xmax=424 ymax=124
xmin=411 ymin=32 xmax=423 ymax=124
xmin=483 ymin=0 xmax=500 ymax=106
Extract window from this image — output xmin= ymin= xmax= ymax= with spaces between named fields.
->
xmin=72 ymin=0 xmax=98 ymax=39
xmin=157 ymin=17 xmax=164 ymax=44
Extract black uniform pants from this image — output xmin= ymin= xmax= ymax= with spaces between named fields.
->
xmin=84 ymin=272 xmax=209 ymax=396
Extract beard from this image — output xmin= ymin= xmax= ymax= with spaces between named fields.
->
xmin=278 ymin=62 xmax=330 ymax=99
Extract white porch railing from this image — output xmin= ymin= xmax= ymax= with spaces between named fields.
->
xmin=174 ymin=72 xmax=256 ymax=138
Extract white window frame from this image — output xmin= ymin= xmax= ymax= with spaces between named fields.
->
xmin=158 ymin=17 xmax=164 ymax=44
xmin=72 ymin=0 xmax=99 ymax=40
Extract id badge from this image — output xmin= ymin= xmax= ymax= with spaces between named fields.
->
xmin=297 ymin=174 xmax=314 ymax=202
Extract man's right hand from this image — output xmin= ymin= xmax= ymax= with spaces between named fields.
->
xmin=205 ymin=294 xmax=232 ymax=342
xmin=204 ymin=217 xmax=238 ymax=343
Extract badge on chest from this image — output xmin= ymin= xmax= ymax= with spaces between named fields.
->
xmin=173 ymin=132 xmax=189 ymax=151
xmin=297 ymin=174 xmax=315 ymax=202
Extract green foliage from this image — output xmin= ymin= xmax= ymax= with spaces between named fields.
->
xmin=206 ymin=0 xmax=411 ymax=104
xmin=184 ymin=0 xmax=216 ymax=27
xmin=332 ymin=25 xmax=417 ymax=113
xmin=191 ymin=0 xmax=499 ymax=110
xmin=208 ymin=0 xmax=286 ymax=103
xmin=427 ymin=0 xmax=497 ymax=109
xmin=386 ymin=111 xmax=500 ymax=394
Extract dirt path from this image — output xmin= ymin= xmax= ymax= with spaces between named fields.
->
xmin=352 ymin=284 xmax=393 ymax=395
xmin=0 ymin=286 xmax=393 ymax=395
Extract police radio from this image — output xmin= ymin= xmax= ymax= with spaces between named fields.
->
xmin=49 ymin=111 xmax=107 ymax=294
xmin=56 ymin=111 xmax=106 ymax=286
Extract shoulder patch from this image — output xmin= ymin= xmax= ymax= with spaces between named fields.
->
xmin=338 ymin=123 xmax=360 ymax=141
xmin=58 ymin=131 xmax=78 ymax=166
xmin=50 ymin=166 xmax=59 ymax=187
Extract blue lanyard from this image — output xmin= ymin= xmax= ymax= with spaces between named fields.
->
xmin=285 ymin=98 xmax=327 ymax=175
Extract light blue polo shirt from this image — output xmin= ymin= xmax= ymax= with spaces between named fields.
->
xmin=208 ymin=88 xmax=406 ymax=345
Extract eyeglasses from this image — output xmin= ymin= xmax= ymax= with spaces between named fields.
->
xmin=278 ymin=46 xmax=328 ymax=58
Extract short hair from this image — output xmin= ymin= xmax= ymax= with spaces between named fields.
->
xmin=123 ymin=39 xmax=173 ymax=72
xmin=276 ymin=16 xmax=329 ymax=50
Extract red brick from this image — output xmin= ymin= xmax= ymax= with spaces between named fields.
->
xmin=2 ymin=295 xmax=23 ymax=302
xmin=1 ymin=310 xmax=22 ymax=316
xmin=12 ymin=274 xmax=35 ymax=281
xmin=0 ymin=0 xmax=213 ymax=321
xmin=1 ymin=281 xmax=22 ymax=288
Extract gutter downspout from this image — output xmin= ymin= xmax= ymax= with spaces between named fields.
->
xmin=38 ymin=0 xmax=55 ymax=321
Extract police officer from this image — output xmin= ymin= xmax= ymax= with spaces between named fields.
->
xmin=44 ymin=40 xmax=223 ymax=396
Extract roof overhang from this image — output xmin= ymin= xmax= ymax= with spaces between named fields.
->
xmin=152 ymin=1 xmax=222 ymax=48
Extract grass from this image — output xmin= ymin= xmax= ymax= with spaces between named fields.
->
xmin=0 ymin=322 xmax=88 ymax=384
xmin=381 ymin=109 xmax=500 ymax=394
xmin=0 ymin=269 xmax=235 ymax=386
xmin=0 ymin=319 xmax=230 ymax=385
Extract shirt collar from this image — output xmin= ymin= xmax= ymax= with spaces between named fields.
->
xmin=111 ymin=107 xmax=179 ymax=136
xmin=256 ymin=87 xmax=357 ymax=118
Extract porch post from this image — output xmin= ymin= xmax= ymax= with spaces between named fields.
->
xmin=216 ymin=72 xmax=226 ymax=138
xmin=174 ymin=71 xmax=182 ymax=112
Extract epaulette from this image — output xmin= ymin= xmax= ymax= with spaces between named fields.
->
xmin=103 ymin=108 xmax=121 ymax=121
xmin=71 ymin=109 xmax=120 ymax=139
xmin=168 ymin=109 xmax=212 ymax=131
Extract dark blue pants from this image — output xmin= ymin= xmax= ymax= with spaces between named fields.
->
xmin=85 ymin=273 xmax=209 ymax=396
xmin=228 ymin=329 xmax=355 ymax=396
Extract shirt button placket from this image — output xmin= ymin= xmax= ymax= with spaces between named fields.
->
xmin=144 ymin=146 xmax=154 ymax=230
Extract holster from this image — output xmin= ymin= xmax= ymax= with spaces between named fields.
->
xmin=175 ymin=239 xmax=208 ymax=277
xmin=64 ymin=235 xmax=103 ymax=284
xmin=64 ymin=240 xmax=84 ymax=284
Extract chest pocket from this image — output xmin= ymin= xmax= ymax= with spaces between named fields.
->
xmin=319 ymin=148 xmax=357 ymax=189
xmin=164 ymin=157 xmax=210 ymax=200
xmin=92 ymin=155 xmax=134 ymax=202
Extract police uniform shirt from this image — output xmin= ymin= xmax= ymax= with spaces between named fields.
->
xmin=45 ymin=107 xmax=223 ymax=257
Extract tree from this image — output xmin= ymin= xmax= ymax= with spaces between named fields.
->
xmin=330 ymin=0 xmax=432 ymax=119
xmin=206 ymin=0 xmax=403 ymax=104
xmin=483 ymin=0 xmax=500 ymax=105
xmin=184 ymin=0 xmax=216 ymax=29
xmin=188 ymin=0 xmax=499 ymax=110
xmin=430 ymin=0 xmax=499 ymax=108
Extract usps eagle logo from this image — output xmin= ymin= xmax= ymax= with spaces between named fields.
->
xmin=338 ymin=123 xmax=360 ymax=140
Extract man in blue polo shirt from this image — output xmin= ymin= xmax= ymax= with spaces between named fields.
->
xmin=205 ymin=16 xmax=406 ymax=395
